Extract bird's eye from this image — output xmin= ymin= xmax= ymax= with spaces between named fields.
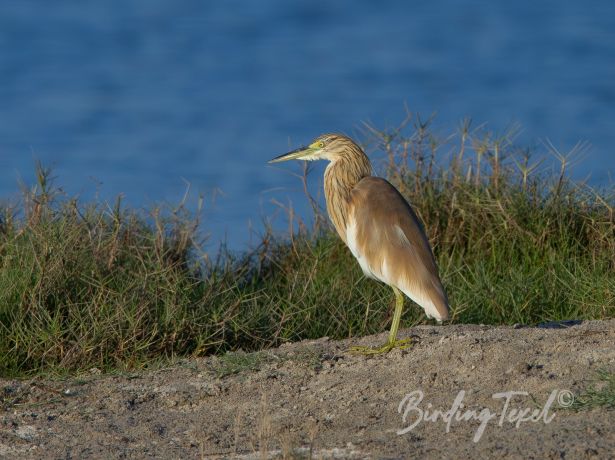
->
xmin=318 ymin=141 xmax=325 ymax=148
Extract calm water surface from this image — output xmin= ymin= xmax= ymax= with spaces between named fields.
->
xmin=1 ymin=1 xmax=614 ymax=248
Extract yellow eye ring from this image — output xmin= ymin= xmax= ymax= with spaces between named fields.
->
xmin=318 ymin=141 xmax=325 ymax=148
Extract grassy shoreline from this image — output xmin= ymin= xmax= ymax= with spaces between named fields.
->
xmin=1 ymin=120 xmax=613 ymax=377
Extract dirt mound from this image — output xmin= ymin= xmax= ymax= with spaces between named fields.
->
xmin=2 ymin=320 xmax=614 ymax=459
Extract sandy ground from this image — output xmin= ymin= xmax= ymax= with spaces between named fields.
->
xmin=1 ymin=319 xmax=614 ymax=459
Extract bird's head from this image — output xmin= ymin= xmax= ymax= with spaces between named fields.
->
xmin=269 ymin=133 xmax=357 ymax=164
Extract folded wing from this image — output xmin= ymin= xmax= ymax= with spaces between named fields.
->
xmin=346 ymin=176 xmax=449 ymax=321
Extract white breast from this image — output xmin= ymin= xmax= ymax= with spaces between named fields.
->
xmin=347 ymin=219 xmax=445 ymax=321
xmin=346 ymin=219 xmax=379 ymax=280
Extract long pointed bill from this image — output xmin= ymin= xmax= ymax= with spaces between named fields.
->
xmin=268 ymin=146 xmax=314 ymax=163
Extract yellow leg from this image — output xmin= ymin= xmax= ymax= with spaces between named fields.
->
xmin=348 ymin=287 xmax=415 ymax=355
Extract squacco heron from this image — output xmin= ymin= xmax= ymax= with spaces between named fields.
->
xmin=269 ymin=134 xmax=449 ymax=354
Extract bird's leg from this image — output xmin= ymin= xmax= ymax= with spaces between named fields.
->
xmin=348 ymin=287 xmax=414 ymax=355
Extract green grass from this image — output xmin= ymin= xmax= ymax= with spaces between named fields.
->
xmin=214 ymin=351 xmax=278 ymax=378
xmin=570 ymin=369 xmax=615 ymax=410
xmin=0 ymin=119 xmax=613 ymax=377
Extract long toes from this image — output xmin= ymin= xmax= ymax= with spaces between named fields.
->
xmin=347 ymin=337 xmax=415 ymax=355
xmin=347 ymin=345 xmax=380 ymax=355
xmin=395 ymin=338 xmax=414 ymax=350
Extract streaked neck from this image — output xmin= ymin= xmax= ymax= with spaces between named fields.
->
xmin=323 ymin=154 xmax=372 ymax=242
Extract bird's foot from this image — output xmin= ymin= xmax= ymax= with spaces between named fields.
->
xmin=348 ymin=337 xmax=415 ymax=355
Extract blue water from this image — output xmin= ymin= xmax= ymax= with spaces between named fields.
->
xmin=1 ymin=1 xmax=614 ymax=249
